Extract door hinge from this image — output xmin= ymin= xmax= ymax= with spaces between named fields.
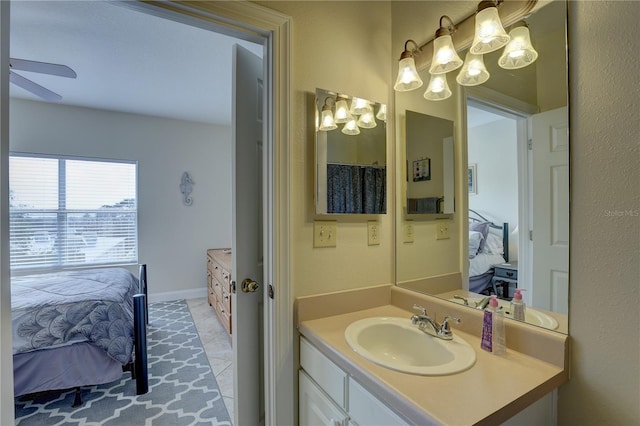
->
xmin=528 ymin=139 xmax=533 ymax=150
xmin=231 ymin=280 xmax=236 ymax=294
xmin=529 ymin=230 xmax=533 ymax=241
xmin=268 ymin=284 xmax=274 ymax=299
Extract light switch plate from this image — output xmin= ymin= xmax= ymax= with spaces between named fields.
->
xmin=403 ymin=222 xmax=414 ymax=243
xmin=313 ymin=221 xmax=337 ymax=247
xmin=367 ymin=221 xmax=380 ymax=246
xmin=436 ymin=221 xmax=450 ymax=240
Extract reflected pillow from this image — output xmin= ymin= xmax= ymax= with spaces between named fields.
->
xmin=483 ymin=232 xmax=504 ymax=255
xmin=469 ymin=231 xmax=484 ymax=259
xmin=469 ymin=221 xmax=491 ymax=253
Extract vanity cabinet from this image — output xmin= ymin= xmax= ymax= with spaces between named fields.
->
xmin=299 ymin=337 xmax=410 ymax=426
xmin=207 ymin=248 xmax=232 ymax=336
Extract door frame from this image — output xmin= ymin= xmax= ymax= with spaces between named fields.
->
xmin=0 ymin=1 xmax=293 ymax=424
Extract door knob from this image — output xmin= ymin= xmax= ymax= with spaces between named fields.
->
xmin=241 ymin=278 xmax=259 ymax=293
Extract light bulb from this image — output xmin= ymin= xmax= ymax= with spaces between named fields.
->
xmin=376 ymin=104 xmax=387 ymax=122
xmin=394 ymin=57 xmax=423 ymax=91
xmin=498 ymin=24 xmax=539 ymax=69
xmin=456 ymin=52 xmax=490 ymax=86
xmin=341 ymin=118 xmax=360 ymax=135
xmin=334 ymin=99 xmax=352 ymax=123
xmin=356 ymin=106 xmax=377 ymax=129
xmin=423 ymin=74 xmax=452 ymax=101
xmin=470 ymin=4 xmax=510 ymax=55
xmin=350 ymin=97 xmax=370 ymax=115
xmin=318 ymin=107 xmax=337 ymax=131
xmin=429 ymin=34 xmax=463 ymax=75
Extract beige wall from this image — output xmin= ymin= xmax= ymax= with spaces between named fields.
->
xmin=257 ymin=1 xmax=395 ymax=297
xmin=559 ymin=1 xmax=639 ymax=424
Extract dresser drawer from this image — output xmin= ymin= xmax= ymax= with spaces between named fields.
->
xmin=494 ymin=267 xmax=517 ymax=280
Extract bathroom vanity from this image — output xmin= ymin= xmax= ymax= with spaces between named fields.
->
xmin=297 ymin=285 xmax=568 ymax=425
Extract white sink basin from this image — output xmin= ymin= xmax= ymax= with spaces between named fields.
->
xmin=344 ymin=317 xmax=476 ymax=376
xmin=448 ymin=297 xmax=559 ymax=330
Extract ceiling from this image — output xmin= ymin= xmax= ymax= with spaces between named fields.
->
xmin=9 ymin=1 xmax=263 ymax=125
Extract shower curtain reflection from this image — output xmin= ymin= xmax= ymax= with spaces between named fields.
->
xmin=327 ymin=164 xmax=386 ymax=214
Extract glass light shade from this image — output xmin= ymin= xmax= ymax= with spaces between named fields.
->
xmin=498 ymin=26 xmax=539 ymax=69
xmin=341 ymin=118 xmax=360 ymax=135
xmin=470 ymin=6 xmax=510 ymax=55
xmin=423 ymin=74 xmax=452 ymax=101
xmin=350 ymin=97 xmax=370 ymax=115
xmin=456 ymin=53 xmax=490 ymax=86
xmin=356 ymin=107 xmax=377 ymax=129
xmin=318 ymin=108 xmax=337 ymax=131
xmin=394 ymin=57 xmax=423 ymax=91
xmin=334 ymin=99 xmax=352 ymax=123
xmin=429 ymin=34 xmax=463 ymax=74
xmin=376 ymin=104 xmax=387 ymax=122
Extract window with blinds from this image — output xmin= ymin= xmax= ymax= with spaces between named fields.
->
xmin=9 ymin=153 xmax=138 ymax=273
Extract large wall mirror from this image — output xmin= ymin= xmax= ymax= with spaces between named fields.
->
xmin=395 ymin=0 xmax=569 ymax=334
xmin=315 ymin=88 xmax=387 ymax=215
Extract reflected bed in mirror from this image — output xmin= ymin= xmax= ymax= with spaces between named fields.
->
xmin=404 ymin=111 xmax=455 ymax=217
xmin=395 ymin=0 xmax=569 ymax=333
xmin=315 ymin=88 xmax=387 ymax=215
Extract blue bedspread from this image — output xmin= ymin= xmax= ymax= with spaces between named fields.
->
xmin=11 ymin=268 xmax=138 ymax=365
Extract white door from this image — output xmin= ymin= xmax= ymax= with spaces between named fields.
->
xmin=531 ymin=107 xmax=569 ymax=314
xmin=232 ymin=44 xmax=265 ymax=425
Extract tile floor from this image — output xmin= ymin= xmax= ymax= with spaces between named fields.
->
xmin=186 ymin=298 xmax=234 ymax=422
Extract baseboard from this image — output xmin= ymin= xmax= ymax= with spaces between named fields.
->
xmin=148 ymin=287 xmax=207 ymax=303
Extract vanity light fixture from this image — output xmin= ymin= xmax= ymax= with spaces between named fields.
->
xmin=470 ymin=0 xmax=510 ymax=55
xmin=423 ymin=74 xmax=452 ymax=101
xmin=356 ymin=105 xmax=377 ymax=129
xmin=341 ymin=117 xmax=361 ymax=135
xmin=393 ymin=39 xmax=423 ymax=91
xmin=498 ymin=21 xmax=538 ymax=69
xmin=318 ymin=97 xmax=338 ymax=131
xmin=334 ymin=98 xmax=352 ymax=124
xmin=376 ymin=104 xmax=387 ymax=122
xmin=456 ymin=52 xmax=490 ymax=86
xmin=429 ymin=16 xmax=463 ymax=75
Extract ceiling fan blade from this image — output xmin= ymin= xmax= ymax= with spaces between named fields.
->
xmin=9 ymin=58 xmax=77 ymax=79
xmin=10 ymin=71 xmax=63 ymax=102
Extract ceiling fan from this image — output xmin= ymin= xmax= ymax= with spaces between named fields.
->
xmin=9 ymin=58 xmax=77 ymax=102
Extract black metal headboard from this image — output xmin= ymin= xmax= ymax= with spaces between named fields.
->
xmin=469 ymin=209 xmax=509 ymax=263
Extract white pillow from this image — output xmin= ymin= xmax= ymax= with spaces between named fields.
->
xmin=483 ymin=232 xmax=504 ymax=255
xmin=469 ymin=231 xmax=484 ymax=259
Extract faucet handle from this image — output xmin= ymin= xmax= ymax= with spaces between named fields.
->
xmin=440 ymin=316 xmax=461 ymax=335
xmin=412 ymin=304 xmax=428 ymax=316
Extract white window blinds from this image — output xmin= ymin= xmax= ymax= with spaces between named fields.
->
xmin=9 ymin=154 xmax=138 ymax=272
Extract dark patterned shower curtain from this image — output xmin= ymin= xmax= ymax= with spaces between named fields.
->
xmin=327 ymin=164 xmax=386 ymax=214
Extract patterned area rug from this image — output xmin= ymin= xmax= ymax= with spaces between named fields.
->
xmin=15 ymin=300 xmax=232 ymax=425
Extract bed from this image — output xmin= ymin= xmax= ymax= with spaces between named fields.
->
xmin=469 ymin=210 xmax=509 ymax=294
xmin=11 ymin=265 xmax=148 ymax=402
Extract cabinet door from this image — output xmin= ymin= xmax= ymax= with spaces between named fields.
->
xmin=300 ymin=371 xmax=348 ymax=426
xmin=348 ymin=377 xmax=410 ymax=426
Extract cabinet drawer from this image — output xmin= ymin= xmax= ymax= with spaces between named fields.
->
xmin=494 ymin=268 xmax=518 ymax=280
xmin=299 ymin=370 xmax=348 ymax=426
xmin=348 ymin=377 xmax=409 ymax=426
xmin=300 ymin=337 xmax=347 ymax=409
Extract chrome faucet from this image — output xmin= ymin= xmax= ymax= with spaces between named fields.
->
xmin=410 ymin=304 xmax=461 ymax=340
xmin=475 ymin=296 xmax=491 ymax=310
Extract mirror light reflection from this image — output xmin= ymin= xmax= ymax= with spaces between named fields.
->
xmin=396 ymin=0 xmax=569 ymax=333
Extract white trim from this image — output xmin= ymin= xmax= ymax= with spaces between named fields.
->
xmin=0 ymin=1 xmax=14 ymax=424
xmin=148 ymin=287 xmax=207 ymax=304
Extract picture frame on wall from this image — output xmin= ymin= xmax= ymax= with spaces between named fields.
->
xmin=468 ymin=163 xmax=477 ymax=195
xmin=412 ymin=158 xmax=431 ymax=182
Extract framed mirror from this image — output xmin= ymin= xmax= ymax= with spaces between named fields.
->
xmin=315 ymin=88 xmax=387 ymax=215
xmin=395 ymin=0 xmax=569 ymax=333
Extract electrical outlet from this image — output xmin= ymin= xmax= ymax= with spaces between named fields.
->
xmin=367 ymin=221 xmax=380 ymax=246
xmin=313 ymin=221 xmax=337 ymax=247
xmin=436 ymin=221 xmax=450 ymax=240
xmin=403 ymin=222 xmax=414 ymax=243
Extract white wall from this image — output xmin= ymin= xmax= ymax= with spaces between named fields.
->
xmin=468 ymin=117 xmax=519 ymax=260
xmin=9 ymin=99 xmax=232 ymax=298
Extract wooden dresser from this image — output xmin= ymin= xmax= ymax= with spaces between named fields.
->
xmin=207 ymin=248 xmax=232 ymax=336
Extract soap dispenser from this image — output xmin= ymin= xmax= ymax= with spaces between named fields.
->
xmin=510 ymin=289 xmax=526 ymax=321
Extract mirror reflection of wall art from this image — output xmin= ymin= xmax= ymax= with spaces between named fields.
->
xmin=468 ymin=163 xmax=477 ymax=195
xmin=413 ymin=158 xmax=431 ymax=182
